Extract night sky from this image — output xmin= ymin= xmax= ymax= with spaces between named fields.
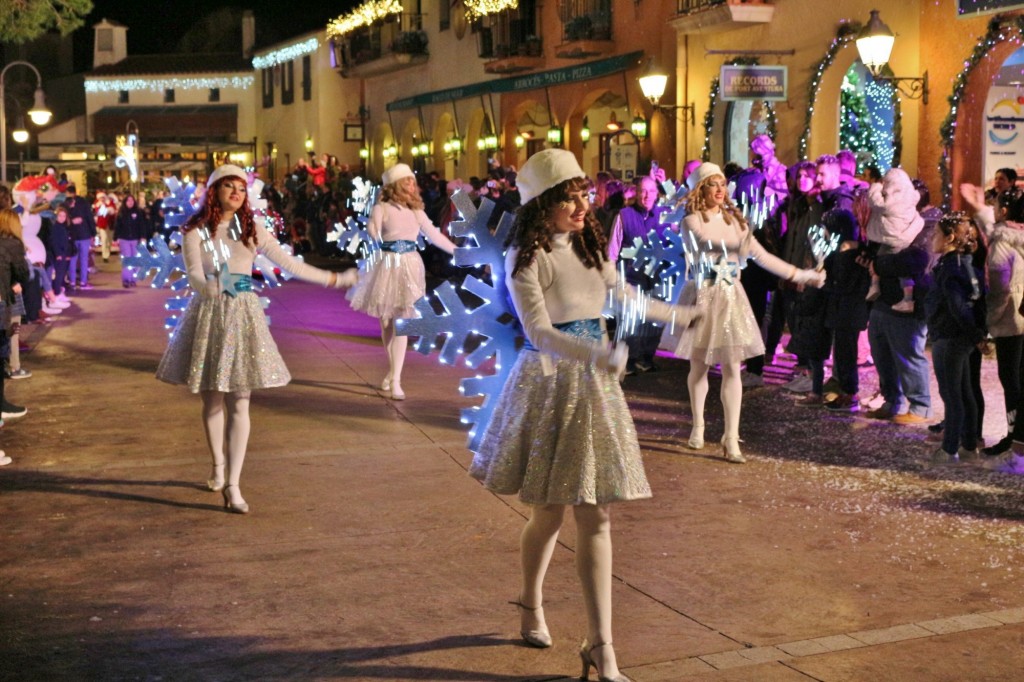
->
xmin=74 ymin=1 xmax=357 ymax=69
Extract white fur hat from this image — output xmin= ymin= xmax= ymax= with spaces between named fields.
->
xmin=206 ymin=164 xmax=247 ymax=188
xmin=687 ymin=162 xmax=725 ymax=191
xmin=382 ymin=163 xmax=415 ymax=186
xmin=517 ymin=149 xmax=586 ymax=205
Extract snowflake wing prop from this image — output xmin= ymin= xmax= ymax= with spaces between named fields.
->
xmin=123 ymin=235 xmax=187 ymax=290
xmin=395 ymin=191 xmax=522 ymax=452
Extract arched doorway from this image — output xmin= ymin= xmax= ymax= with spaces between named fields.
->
xmin=724 ymin=101 xmax=774 ymax=168
xmin=839 ymin=61 xmax=897 ymax=173
xmin=512 ymin=100 xmax=552 ymax=167
xmin=982 ymin=45 xmax=1024 ymax=187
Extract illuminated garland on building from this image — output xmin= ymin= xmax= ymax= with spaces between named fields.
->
xmin=463 ymin=0 xmax=519 ymax=20
xmin=252 ymin=37 xmax=319 ymax=69
xmin=797 ymin=22 xmax=859 ymax=161
xmin=327 ymin=0 xmax=403 ymax=39
xmin=937 ymin=15 xmax=1024 ymax=209
xmin=700 ymin=77 xmax=719 ymax=161
xmin=85 ymin=75 xmax=255 ymax=93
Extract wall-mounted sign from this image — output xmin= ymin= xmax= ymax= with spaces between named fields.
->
xmin=958 ymin=0 xmax=1024 ymax=17
xmin=720 ymin=64 xmax=788 ymax=102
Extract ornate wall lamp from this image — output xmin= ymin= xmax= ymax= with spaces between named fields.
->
xmin=855 ymin=9 xmax=929 ymax=104
xmin=638 ymin=59 xmax=695 ymax=126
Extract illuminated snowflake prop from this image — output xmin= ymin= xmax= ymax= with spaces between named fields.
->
xmin=328 ymin=177 xmax=380 ymax=260
xmin=395 ymin=191 xmax=521 ymax=452
xmin=808 ymin=224 xmax=840 ymax=269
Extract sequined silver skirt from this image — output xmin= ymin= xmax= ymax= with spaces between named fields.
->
xmin=470 ymin=351 xmax=652 ymax=505
xmin=675 ymin=279 xmax=765 ymax=366
xmin=348 ymin=251 xmax=425 ymax=321
xmin=156 ymin=291 xmax=291 ymax=393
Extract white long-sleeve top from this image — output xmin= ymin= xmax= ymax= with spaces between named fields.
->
xmin=183 ymin=217 xmax=332 ymax=294
xmin=369 ymin=202 xmax=456 ymax=254
xmin=507 ymin=232 xmax=684 ymax=368
xmin=974 ymin=206 xmax=1024 ymax=336
xmin=682 ymin=210 xmax=795 ymax=281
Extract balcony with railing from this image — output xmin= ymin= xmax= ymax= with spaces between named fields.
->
xmin=477 ymin=12 xmax=544 ymax=74
xmin=671 ymin=0 xmax=774 ymax=34
xmin=555 ymin=0 xmax=613 ymax=59
xmin=332 ymin=13 xmax=429 ymax=78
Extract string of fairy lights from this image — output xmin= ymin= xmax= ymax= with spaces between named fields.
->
xmin=84 ymin=76 xmax=254 ymax=93
xmin=327 ymin=0 xmax=404 ymax=39
xmin=328 ymin=0 xmax=518 ymax=39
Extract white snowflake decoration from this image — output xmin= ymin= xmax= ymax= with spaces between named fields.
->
xmin=395 ymin=191 xmax=521 ymax=452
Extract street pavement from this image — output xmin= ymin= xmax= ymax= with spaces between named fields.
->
xmin=2 ymin=259 xmax=1023 ymax=681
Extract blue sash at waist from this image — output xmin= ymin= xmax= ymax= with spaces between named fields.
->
xmin=523 ymin=318 xmax=603 ymax=351
xmin=380 ymin=239 xmax=417 ymax=254
xmin=231 ymin=273 xmax=253 ymax=293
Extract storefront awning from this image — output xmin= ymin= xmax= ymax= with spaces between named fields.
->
xmin=387 ymin=50 xmax=644 ymax=111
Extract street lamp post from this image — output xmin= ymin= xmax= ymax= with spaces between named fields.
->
xmin=0 ymin=60 xmax=53 ymax=183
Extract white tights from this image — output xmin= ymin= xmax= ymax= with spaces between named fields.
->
xmin=520 ymin=503 xmax=621 ymax=675
xmin=380 ymin=318 xmax=407 ymax=389
xmin=687 ymin=359 xmax=743 ymax=439
xmin=201 ymin=390 xmax=251 ymax=503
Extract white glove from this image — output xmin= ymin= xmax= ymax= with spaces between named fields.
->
xmin=792 ymin=268 xmax=826 ymax=288
xmin=332 ymin=269 xmax=359 ymax=289
xmin=595 ymin=342 xmax=628 ymax=379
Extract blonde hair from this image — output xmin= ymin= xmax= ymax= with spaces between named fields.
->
xmin=0 ymin=209 xmax=23 ymax=240
xmin=682 ymin=176 xmax=748 ymax=230
xmin=381 ymin=177 xmax=424 ymax=211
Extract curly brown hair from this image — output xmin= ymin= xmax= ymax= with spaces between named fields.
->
xmin=183 ymin=179 xmax=258 ymax=246
xmin=505 ymin=177 xmax=607 ymax=277
xmin=936 ymin=211 xmax=978 ymax=254
xmin=682 ymin=176 xmax=749 ymax=232
xmin=381 ymin=177 xmax=425 ymax=211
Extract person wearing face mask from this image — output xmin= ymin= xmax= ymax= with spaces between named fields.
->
xmin=113 ymin=195 xmax=149 ymax=288
xmin=470 ymin=149 xmax=700 ymax=682
xmin=770 ymin=161 xmax=821 ymax=393
xmin=156 ymin=165 xmax=358 ymax=514
xmin=677 ymin=163 xmax=825 ymax=463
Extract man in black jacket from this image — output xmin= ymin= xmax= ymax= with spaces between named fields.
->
xmin=64 ymin=184 xmax=96 ymax=290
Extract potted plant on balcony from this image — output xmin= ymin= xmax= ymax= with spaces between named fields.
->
xmin=565 ymin=16 xmax=593 ymax=41
xmin=392 ymin=30 xmax=429 ymax=56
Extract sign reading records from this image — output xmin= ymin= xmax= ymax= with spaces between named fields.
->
xmin=720 ymin=65 xmax=788 ymax=102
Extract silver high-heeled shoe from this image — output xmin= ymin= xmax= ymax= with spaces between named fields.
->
xmin=222 ymin=484 xmax=250 ymax=514
xmin=380 ymin=376 xmax=392 ymax=391
xmin=391 ymin=384 xmax=406 ymax=401
xmin=686 ymin=424 xmax=705 ymax=450
xmin=579 ymin=641 xmax=632 ymax=682
xmin=721 ymin=436 xmax=746 ymax=463
xmin=206 ymin=463 xmax=225 ymax=492
xmin=508 ymin=600 xmax=552 ymax=648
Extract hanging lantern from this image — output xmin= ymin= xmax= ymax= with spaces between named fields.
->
xmin=631 ymin=115 xmax=648 ymax=140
